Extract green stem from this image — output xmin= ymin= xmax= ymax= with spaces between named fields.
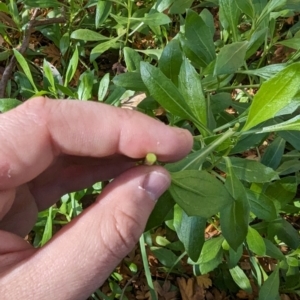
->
xmin=206 ymin=84 xmax=260 ymax=93
xmin=125 ymin=0 xmax=133 ymax=45
xmin=139 ymin=234 xmax=158 ymax=300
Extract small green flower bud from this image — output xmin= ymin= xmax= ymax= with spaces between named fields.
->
xmin=144 ymin=153 xmax=157 ymax=166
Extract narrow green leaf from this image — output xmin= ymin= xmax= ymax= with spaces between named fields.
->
xmin=214 ymin=42 xmax=248 ymax=76
xmin=264 ymin=238 xmax=285 ymax=260
xmin=167 ymin=128 xmax=237 ymax=172
xmin=0 ymin=98 xmax=22 ymax=112
xmin=230 ymin=266 xmax=253 ymax=294
xmin=235 ymin=0 xmax=255 ymax=19
xmin=98 ymin=73 xmax=110 ymax=101
xmin=140 ymin=62 xmax=196 ymax=122
xmin=268 ymin=218 xmax=300 ymax=249
xmin=77 ymin=70 xmax=94 ymax=100
xmin=217 ymin=157 xmax=280 ymax=183
xmin=220 ymin=158 xmax=250 ymax=250
xmin=96 ymin=0 xmax=111 ymax=28
xmin=219 ymin=0 xmax=241 ymax=41
xmin=246 ymin=189 xmax=277 ymax=221
xmin=228 ymin=245 xmax=243 ymax=268
xmin=64 ymin=46 xmax=79 ymax=86
xmin=146 ymin=191 xmax=174 ymax=231
xmin=159 ymin=39 xmax=182 ymax=86
xmin=173 ymin=205 xmax=206 ymax=262
xmin=132 ymin=13 xmax=171 ymax=26
xmin=243 ymin=63 xmax=300 ymax=131
xmin=261 ymin=136 xmax=285 ymax=170
xmin=90 ymin=37 xmax=120 ymax=61
xmin=198 ymin=236 xmax=224 ymax=263
xmin=247 ymin=227 xmax=266 ymax=256
xmin=179 ymin=57 xmax=207 ymax=126
xmin=13 ymin=49 xmax=37 ymax=92
xmin=184 ymin=9 xmax=216 ymax=67
xmin=123 ymin=47 xmax=142 ymax=72
xmin=169 ymin=0 xmax=193 ymax=14
xmin=71 ymin=29 xmax=109 ymax=41
xmin=238 ymin=63 xmax=287 ymax=80
xmin=113 ymin=72 xmax=147 ymax=91
xmin=258 ymin=267 xmax=280 ymax=300
xmin=258 ymin=115 xmax=300 ymax=133
xmin=170 ymin=170 xmax=233 ymax=218
xmin=150 ymin=247 xmax=179 ymax=268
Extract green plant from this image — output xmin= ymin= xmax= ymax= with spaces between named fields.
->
xmin=1 ymin=0 xmax=300 ymax=298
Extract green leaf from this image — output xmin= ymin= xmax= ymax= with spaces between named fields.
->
xmin=59 ymin=33 xmax=70 ymax=56
xmin=70 ymin=29 xmax=109 ymax=41
xmin=150 ymin=247 xmax=179 ymax=268
xmin=261 ymin=136 xmax=285 ymax=170
xmin=194 ymin=236 xmax=224 ymax=274
xmin=230 ymin=266 xmax=253 ymax=294
xmin=169 ymin=170 xmax=233 ymax=218
xmin=179 ymin=57 xmax=207 ymax=126
xmin=13 ymin=49 xmax=37 ymax=92
xmin=96 ymin=0 xmax=111 ymax=28
xmin=220 ymin=158 xmax=250 ymax=250
xmin=268 ymin=218 xmax=300 ymax=249
xmin=64 ymin=46 xmax=79 ymax=86
xmin=159 ymin=39 xmax=182 ymax=86
xmin=166 ymin=127 xmax=237 ymax=172
xmin=146 ymin=191 xmax=174 ymax=231
xmin=258 ymin=115 xmax=300 ymax=133
xmin=264 ymin=238 xmax=285 ymax=260
xmin=24 ymin=0 xmax=60 ymax=8
xmin=247 ymin=227 xmax=266 ymax=256
xmin=77 ymin=70 xmax=94 ymax=100
xmin=243 ymin=63 xmax=300 ymax=131
xmin=214 ymin=42 xmax=249 ymax=76
xmin=113 ymin=72 xmax=147 ymax=91
xmin=276 ymin=160 xmax=300 ymax=176
xmin=90 ymin=37 xmax=120 ymax=61
xmin=184 ymin=9 xmax=215 ymax=67
xmin=235 ymin=0 xmax=255 ymax=19
xmin=219 ymin=0 xmax=241 ymax=41
xmin=217 ymin=157 xmax=280 ymax=183
xmin=228 ymin=244 xmax=243 ymax=268
xmin=140 ymin=62 xmax=197 ymax=123
xmin=132 ymin=13 xmax=171 ymax=26
xmin=98 ymin=73 xmax=110 ymax=101
xmin=123 ymin=47 xmax=142 ymax=72
xmin=0 ymin=98 xmax=22 ymax=112
xmin=246 ymin=189 xmax=277 ymax=221
xmin=258 ymin=267 xmax=280 ymax=300
xmin=238 ymin=63 xmax=287 ymax=80
xmin=169 ymin=0 xmax=193 ymax=14
xmin=173 ymin=205 xmax=206 ymax=262
xmin=265 ymin=176 xmax=297 ymax=207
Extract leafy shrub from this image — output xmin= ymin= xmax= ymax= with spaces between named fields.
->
xmin=1 ymin=0 xmax=300 ymax=298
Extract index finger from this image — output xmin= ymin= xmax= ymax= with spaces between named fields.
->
xmin=0 ymin=97 xmax=193 ymax=188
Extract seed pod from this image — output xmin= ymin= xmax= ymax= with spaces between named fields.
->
xmin=144 ymin=153 xmax=157 ymax=166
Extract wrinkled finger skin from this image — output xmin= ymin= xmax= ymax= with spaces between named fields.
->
xmin=0 ymin=97 xmax=193 ymax=299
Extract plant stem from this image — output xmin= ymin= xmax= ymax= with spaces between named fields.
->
xmin=206 ymin=84 xmax=260 ymax=93
xmin=139 ymin=234 xmax=158 ymax=300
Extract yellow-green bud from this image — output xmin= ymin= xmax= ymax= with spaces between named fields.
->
xmin=144 ymin=153 xmax=157 ymax=166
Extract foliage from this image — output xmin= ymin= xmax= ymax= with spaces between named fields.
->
xmin=1 ymin=0 xmax=300 ymax=299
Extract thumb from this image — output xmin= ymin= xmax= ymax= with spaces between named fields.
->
xmin=3 ymin=166 xmax=170 ymax=300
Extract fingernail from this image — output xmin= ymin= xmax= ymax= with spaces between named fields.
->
xmin=141 ymin=171 xmax=171 ymax=201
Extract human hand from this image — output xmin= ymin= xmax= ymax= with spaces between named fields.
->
xmin=0 ymin=97 xmax=193 ymax=299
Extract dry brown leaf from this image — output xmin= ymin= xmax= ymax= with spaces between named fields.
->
xmin=42 ymin=44 xmax=61 ymax=65
xmin=153 ymin=280 xmax=178 ymax=300
xmin=196 ymin=274 xmax=212 ymax=289
xmin=177 ymin=277 xmax=206 ymax=300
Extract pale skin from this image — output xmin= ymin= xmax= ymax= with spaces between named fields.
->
xmin=0 ymin=97 xmax=193 ymax=299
